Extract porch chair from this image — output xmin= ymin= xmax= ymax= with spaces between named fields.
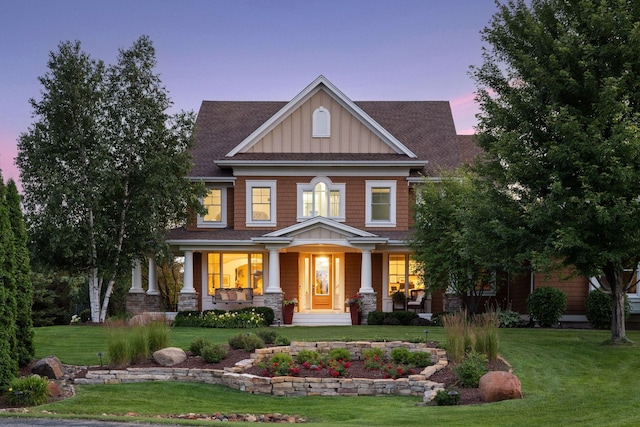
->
xmin=407 ymin=290 xmax=426 ymax=313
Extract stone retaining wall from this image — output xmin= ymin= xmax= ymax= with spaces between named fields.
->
xmin=74 ymin=341 xmax=448 ymax=398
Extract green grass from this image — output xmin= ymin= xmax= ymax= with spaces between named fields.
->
xmin=7 ymin=325 xmax=640 ymax=426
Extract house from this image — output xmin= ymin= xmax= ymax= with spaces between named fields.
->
xmin=126 ymin=75 xmax=639 ymax=328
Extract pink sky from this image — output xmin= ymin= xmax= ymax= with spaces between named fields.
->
xmin=1 ymin=0 xmax=495 ymax=191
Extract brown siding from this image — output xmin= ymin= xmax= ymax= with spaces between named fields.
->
xmin=193 ymin=252 xmax=203 ymax=312
xmin=431 ymin=291 xmax=444 ymax=313
xmin=280 ymin=253 xmax=299 ymax=301
xmin=534 ymin=270 xmax=589 ymax=315
xmin=345 ymin=253 xmax=361 ymax=300
xmin=372 ymin=253 xmax=383 ymax=311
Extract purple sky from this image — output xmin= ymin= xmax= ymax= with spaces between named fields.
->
xmin=0 ymin=0 xmax=498 ymax=189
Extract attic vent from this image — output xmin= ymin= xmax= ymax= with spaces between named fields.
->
xmin=312 ymin=106 xmax=330 ymax=138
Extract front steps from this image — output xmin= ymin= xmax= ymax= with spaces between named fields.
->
xmin=290 ymin=312 xmax=352 ymax=326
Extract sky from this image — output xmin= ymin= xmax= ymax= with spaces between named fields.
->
xmin=0 ymin=0 xmax=499 ymax=190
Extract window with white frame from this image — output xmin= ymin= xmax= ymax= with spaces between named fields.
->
xmin=365 ymin=180 xmax=396 ymax=226
xmin=198 ymin=188 xmax=227 ymax=227
xmin=297 ymin=177 xmax=345 ymax=221
xmin=246 ymin=180 xmax=277 ymax=226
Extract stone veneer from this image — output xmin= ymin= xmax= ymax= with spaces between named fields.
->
xmin=75 ymin=341 xmax=448 ymax=400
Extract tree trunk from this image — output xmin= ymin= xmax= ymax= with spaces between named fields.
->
xmin=603 ymin=262 xmax=627 ymax=344
xmin=89 ymin=268 xmax=101 ymax=323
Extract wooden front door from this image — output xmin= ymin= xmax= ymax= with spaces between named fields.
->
xmin=312 ymin=255 xmax=332 ymax=309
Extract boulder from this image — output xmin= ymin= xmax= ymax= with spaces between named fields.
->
xmin=47 ymin=381 xmax=61 ymax=398
xmin=32 ymin=355 xmax=64 ymax=379
xmin=479 ymin=371 xmax=523 ymax=403
xmin=153 ymin=347 xmax=187 ymax=367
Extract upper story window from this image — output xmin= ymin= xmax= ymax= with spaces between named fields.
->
xmin=198 ymin=187 xmax=227 ymax=228
xmin=246 ymin=180 xmax=277 ymax=227
xmin=365 ymin=180 xmax=396 ymax=227
xmin=312 ymin=106 xmax=331 ymax=137
xmin=297 ymin=177 xmax=345 ymax=221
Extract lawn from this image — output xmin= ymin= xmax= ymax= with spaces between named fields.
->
xmin=4 ymin=325 xmax=640 ymax=426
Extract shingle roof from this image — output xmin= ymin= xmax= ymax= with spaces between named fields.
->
xmin=189 ymin=100 xmax=475 ymax=178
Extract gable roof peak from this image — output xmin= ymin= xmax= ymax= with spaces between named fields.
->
xmin=225 ymin=75 xmax=417 ymax=158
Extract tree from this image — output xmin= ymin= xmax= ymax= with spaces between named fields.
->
xmin=410 ymin=170 xmax=525 ymax=313
xmin=6 ymin=179 xmax=34 ymax=366
xmin=472 ymin=0 xmax=640 ymax=343
xmin=0 ymin=176 xmax=17 ymax=385
xmin=17 ymin=36 xmax=205 ymax=322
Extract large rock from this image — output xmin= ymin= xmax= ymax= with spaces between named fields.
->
xmin=153 ymin=347 xmax=187 ymax=367
xmin=32 ymin=355 xmax=64 ymax=379
xmin=479 ymin=371 xmax=523 ymax=403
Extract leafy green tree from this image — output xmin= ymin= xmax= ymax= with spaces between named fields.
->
xmin=410 ymin=171 xmax=524 ymax=313
xmin=17 ymin=36 xmax=205 ymax=322
xmin=472 ymin=0 xmax=640 ymax=343
xmin=6 ymin=180 xmax=34 ymax=366
xmin=0 ymin=176 xmax=17 ymax=385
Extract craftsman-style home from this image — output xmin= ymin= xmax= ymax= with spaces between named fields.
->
xmin=127 ymin=75 xmax=639 ymax=328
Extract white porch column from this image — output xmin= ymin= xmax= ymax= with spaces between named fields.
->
xmin=265 ymin=246 xmax=283 ymax=293
xmin=147 ymin=256 xmax=159 ymax=295
xmin=181 ymin=250 xmax=196 ymax=293
xmin=359 ymin=247 xmax=374 ymax=293
xmin=130 ymin=259 xmax=144 ymax=293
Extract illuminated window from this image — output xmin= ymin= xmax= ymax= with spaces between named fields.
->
xmin=297 ymin=177 xmax=345 ymax=221
xmin=246 ymin=180 xmax=276 ymax=226
xmin=198 ymin=188 xmax=227 ymax=227
xmin=207 ymin=253 xmax=264 ymax=295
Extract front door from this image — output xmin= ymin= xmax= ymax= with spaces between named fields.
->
xmin=312 ymin=255 xmax=332 ymax=309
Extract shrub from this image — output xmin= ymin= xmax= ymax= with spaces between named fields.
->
xmin=496 ymin=308 xmax=523 ymax=328
xmin=4 ymin=375 xmax=49 ymax=407
xmin=202 ymin=310 xmax=265 ymax=328
xmin=274 ymin=335 xmax=290 ymax=346
xmin=297 ymin=350 xmax=324 ymax=366
xmin=234 ymin=306 xmax=275 ymax=326
xmin=173 ymin=311 xmax=203 ymax=327
xmin=79 ymin=308 xmax=91 ymax=322
xmin=189 ymin=337 xmax=213 ymax=356
xmin=259 ymin=353 xmax=298 ymax=377
xmin=328 ymin=348 xmax=351 ymax=361
xmin=146 ymin=320 xmax=170 ymax=353
xmin=256 ymin=329 xmax=279 ymax=344
xmin=362 ymin=348 xmax=388 ymax=370
xmin=585 ymin=290 xmax=631 ymax=329
xmin=390 ymin=347 xmax=411 ymax=365
xmin=366 ymin=310 xmax=386 ymax=325
xmin=408 ymin=351 xmax=433 ymax=368
xmin=434 ymin=388 xmax=460 ymax=406
xmin=201 ymin=344 xmax=228 ymax=363
xmin=453 ymin=350 xmax=487 ymax=388
xmin=527 ymin=287 xmax=567 ymax=327
xmin=366 ymin=310 xmax=419 ymax=326
xmin=228 ymin=333 xmax=264 ymax=352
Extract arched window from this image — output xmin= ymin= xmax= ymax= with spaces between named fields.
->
xmin=297 ymin=177 xmax=345 ymax=221
xmin=312 ymin=106 xmax=330 ymax=137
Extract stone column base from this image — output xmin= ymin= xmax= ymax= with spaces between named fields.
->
xmin=360 ymin=292 xmax=377 ymax=325
xmin=146 ymin=294 xmax=163 ymax=312
xmin=264 ymin=292 xmax=284 ymax=326
xmin=178 ymin=292 xmax=199 ymax=312
xmin=126 ymin=292 xmax=146 ymax=315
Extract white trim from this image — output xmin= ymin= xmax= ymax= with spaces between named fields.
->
xmin=365 ymin=180 xmax=397 ymax=227
xmin=222 ymin=164 xmax=421 ymax=176
xmin=197 ymin=187 xmax=228 ymax=228
xmin=261 ymin=216 xmax=380 ymax=238
xmin=246 ymin=180 xmax=277 ymax=227
xmin=225 ymin=75 xmax=417 ymax=158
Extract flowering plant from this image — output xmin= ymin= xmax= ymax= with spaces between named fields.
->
xmin=345 ymin=293 xmax=363 ymax=311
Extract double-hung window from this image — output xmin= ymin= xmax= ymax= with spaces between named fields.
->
xmin=365 ymin=180 xmax=396 ymax=227
xmin=246 ymin=180 xmax=277 ymax=226
xmin=198 ymin=188 xmax=227 ymax=228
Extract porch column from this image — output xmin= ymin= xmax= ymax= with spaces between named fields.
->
xmin=359 ymin=248 xmax=374 ymax=293
xmin=265 ymin=246 xmax=283 ymax=293
xmin=147 ymin=256 xmax=159 ymax=295
xmin=181 ymin=250 xmax=195 ymax=293
xmin=130 ymin=259 xmax=144 ymax=293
